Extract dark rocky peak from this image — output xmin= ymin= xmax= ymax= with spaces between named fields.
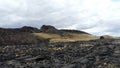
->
xmin=20 ymin=26 xmax=39 ymax=33
xmin=21 ymin=26 xmax=38 ymax=30
xmin=40 ymin=25 xmax=58 ymax=33
xmin=0 ymin=26 xmax=40 ymax=35
xmin=40 ymin=25 xmax=57 ymax=31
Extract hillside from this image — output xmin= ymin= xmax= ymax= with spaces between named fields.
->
xmin=33 ymin=33 xmax=98 ymax=43
xmin=0 ymin=25 xmax=120 ymax=68
xmin=34 ymin=25 xmax=99 ymax=43
xmin=0 ymin=25 xmax=99 ymax=44
xmin=0 ymin=26 xmax=46 ymax=45
xmin=101 ymin=35 xmax=116 ymax=39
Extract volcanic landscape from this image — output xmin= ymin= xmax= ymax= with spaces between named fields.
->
xmin=0 ymin=25 xmax=120 ymax=68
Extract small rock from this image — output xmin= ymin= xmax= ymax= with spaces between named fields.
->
xmin=108 ymin=45 xmax=115 ymax=49
xmin=72 ymin=57 xmax=89 ymax=64
xmin=62 ymin=64 xmax=75 ymax=68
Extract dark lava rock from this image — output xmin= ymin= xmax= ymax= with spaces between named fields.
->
xmin=93 ymin=46 xmax=112 ymax=56
xmin=62 ymin=64 xmax=75 ymax=68
xmin=0 ymin=39 xmax=120 ymax=68
xmin=20 ymin=26 xmax=40 ymax=33
xmin=72 ymin=57 xmax=89 ymax=64
xmin=108 ymin=45 xmax=115 ymax=49
xmin=6 ymin=60 xmax=21 ymax=67
xmin=40 ymin=25 xmax=58 ymax=33
xmin=113 ymin=50 xmax=120 ymax=57
xmin=100 ymin=36 xmax=104 ymax=39
xmin=0 ymin=26 xmax=40 ymax=34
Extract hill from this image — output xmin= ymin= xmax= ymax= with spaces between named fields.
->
xmin=0 ymin=25 xmax=99 ymax=44
xmin=0 ymin=26 xmax=47 ymax=45
xmin=101 ymin=35 xmax=116 ymax=39
xmin=34 ymin=25 xmax=99 ymax=43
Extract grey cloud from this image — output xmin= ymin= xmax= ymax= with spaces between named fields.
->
xmin=83 ymin=20 xmax=120 ymax=36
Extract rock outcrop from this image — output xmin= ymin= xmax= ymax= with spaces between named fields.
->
xmin=20 ymin=26 xmax=40 ymax=33
xmin=40 ymin=25 xmax=59 ymax=33
xmin=39 ymin=25 xmax=90 ymax=37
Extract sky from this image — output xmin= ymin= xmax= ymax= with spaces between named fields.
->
xmin=0 ymin=0 xmax=120 ymax=36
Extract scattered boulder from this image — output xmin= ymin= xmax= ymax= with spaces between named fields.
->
xmin=100 ymin=36 xmax=104 ymax=39
xmin=62 ymin=64 xmax=75 ymax=68
xmin=113 ymin=47 xmax=120 ymax=57
xmin=94 ymin=46 xmax=111 ymax=56
xmin=72 ymin=57 xmax=89 ymax=64
xmin=6 ymin=60 xmax=21 ymax=67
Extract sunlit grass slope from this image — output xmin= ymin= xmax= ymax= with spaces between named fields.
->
xmin=33 ymin=32 xmax=99 ymax=43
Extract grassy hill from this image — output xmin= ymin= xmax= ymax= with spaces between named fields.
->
xmin=33 ymin=32 xmax=99 ymax=43
xmin=0 ymin=25 xmax=99 ymax=45
xmin=0 ymin=25 xmax=100 ymax=44
xmin=33 ymin=25 xmax=99 ymax=43
xmin=102 ymin=35 xmax=116 ymax=39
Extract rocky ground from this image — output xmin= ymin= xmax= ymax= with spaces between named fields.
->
xmin=0 ymin=39 xmax=120 ymax=68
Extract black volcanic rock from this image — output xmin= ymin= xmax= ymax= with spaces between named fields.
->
xmin=0 ymin=26 xmax=49 ymax=45
xmin=40 ymin=25 xmax=58 ymax=33
xmin=0 ymin=39 xmax=120 ymax=68
xmin=40 ymin=25 xmax=90 ymax=35
xmin=0 ymin=25 xmax=91 ymax=45
xmin=100 ymin=36 xmax=105 ymax=39
xmin=0 ymin=33 xmax=49 ymax=45
xmin=0 ymin=26 xmax=40 ymax=34
xmin=20 ymin=26 xmax=40 ymax=33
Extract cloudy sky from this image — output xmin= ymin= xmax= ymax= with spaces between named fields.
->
xmin=0 ymin=0 xmax=120 ymax=36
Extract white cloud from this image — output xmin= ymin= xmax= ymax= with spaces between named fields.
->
xmin=0 ymin=0 xmax=120 ymax=36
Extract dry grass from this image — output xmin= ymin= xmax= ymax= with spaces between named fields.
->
xmin=102 ymin=35 xmax=115 ymax=39
xmin=33 ymin=33 xmax=99 ymax=43
xmin=33 ymin=33 xmax=61 ymax=39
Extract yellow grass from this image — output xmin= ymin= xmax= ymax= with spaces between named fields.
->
xmin=33 ymin=33 xmax=61 ymax=39
xmin=102 ymin=35 xmax=115 ymax=39
xmin=33 ymin=33 xmax=99 ymax=43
